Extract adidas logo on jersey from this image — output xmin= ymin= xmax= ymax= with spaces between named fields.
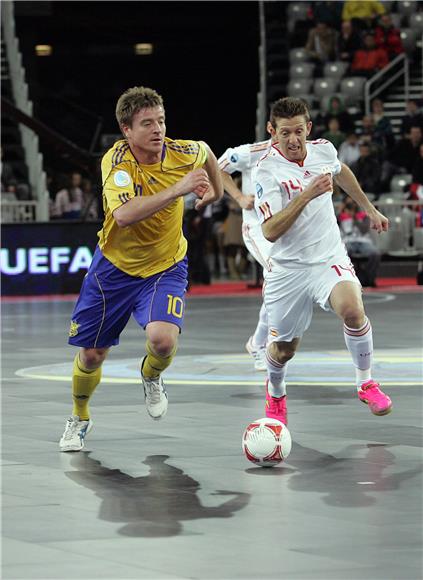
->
xmin=303 ymin=170 xmax=312 ymax=179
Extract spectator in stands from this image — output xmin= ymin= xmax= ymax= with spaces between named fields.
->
xmin=0 ymin=146 xmax=31 ymax=201
xmin=401 ymin=99 xmax=423 ymax=135
xmin=209 ymin=196 xmax=229 ymax=278
xmin=338 ymin=196 xmax=381 ymax=287
xmin=370 ymin=98 xmax=395 ymax=152
xmin=389 ymin=126 xmax=423 ymax=174
xmin=356 ymin=114 xmax=376 ymax=146
xmin=53 ymin=173 xmax=83 ymax=219
xmin=80 ymin=177 xmax=99 ymax=220
xmin=342 ymin=0 xmax=385 ymax=31
xmin=350 ymin=141 xmax=383 ymax=196
xmin=338 ymin=132 xmax=361 ymax=165
xmin=322 ymin=117 xmax=346 ymax=150
xmin=406 ymin=144 xmax=423 ymax=219
xmin=337 ymin=19 xmax=363 ymax=65
xmin=374 ymin=13 xmax=404 ymax=60
xmin=311 ymin=1 xmax=343 ymax=29
xmin=351 ymin=33 xmax=389 ymax=77
xmin=304 ymin=21 xmax=338 ymax=70
xmin=324 ymin=95 xmax=355 ymax=133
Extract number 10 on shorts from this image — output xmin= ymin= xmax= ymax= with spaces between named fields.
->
xmin=167 ymin=294 xmax=184 ymax=318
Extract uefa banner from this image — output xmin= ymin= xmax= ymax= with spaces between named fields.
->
xmin=1 ymin=222 xmax=101 ymax=296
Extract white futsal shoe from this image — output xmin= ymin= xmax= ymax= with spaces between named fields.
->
xmin=59 ymin=415 xmax=93 ymax=452
xmin=140 ymin=357 xmax=168 ymax=420
xmin=245 ymin=336 xmax=267 ymax=371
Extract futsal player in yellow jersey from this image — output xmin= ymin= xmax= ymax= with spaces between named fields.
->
xmin=60 ymin=86 xmax=223 ymax=451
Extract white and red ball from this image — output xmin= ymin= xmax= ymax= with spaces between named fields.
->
xmin=242 ymin=418 xmax=292 ymax=467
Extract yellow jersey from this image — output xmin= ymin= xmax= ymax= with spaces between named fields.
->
xmin=98 ymin=137 xmax=208 ymax=277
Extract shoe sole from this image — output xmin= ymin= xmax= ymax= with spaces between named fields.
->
xmin=60 ymin=421 xmax=93 ymax=452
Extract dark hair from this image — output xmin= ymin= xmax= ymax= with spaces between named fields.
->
xmin=269 ymin=97 xmax=311 ymax=128
xmin=115 ymin=86 xmax=164 ymax=130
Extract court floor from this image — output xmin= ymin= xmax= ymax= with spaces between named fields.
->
xmin=2 ymin=288 xmax=423 ymax=580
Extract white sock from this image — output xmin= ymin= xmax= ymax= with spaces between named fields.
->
xmin=266 ymin=350 xmax=287 ymax=397
xmin=343 ymin=317 xmax=373 ymax=389
xmin=252 ymin=303 xmax=268 ymax=348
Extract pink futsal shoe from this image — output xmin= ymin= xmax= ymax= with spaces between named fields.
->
xmin=357 ymin=380 xmax=392 ymax=416
xmin=265 ymin=379 xmax=288 ymax=425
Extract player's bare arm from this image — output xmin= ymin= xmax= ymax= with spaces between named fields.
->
xmin=262 ymin=173 xmax=332 ymax=242
xmin=194 ymin=143 xmax=224 ymax=210
xmin=113 ymin=168 xmax=210 ymax=227
xmin=220 ymin=171 xmax=255 ymax=210
xmin=334 ymin=163 xmax=389 ymax=233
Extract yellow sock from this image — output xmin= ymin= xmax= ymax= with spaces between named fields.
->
xmin=72 ymin=354 xmax=102 ymax=420
xmin=142 ymin=341 xmax=177 ymax=378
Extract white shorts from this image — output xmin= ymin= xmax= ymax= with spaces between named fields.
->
xmin=264 ymin=250 xmax=361 ymax=343
xmin=242 ymin=222 xmax=273 ymax=272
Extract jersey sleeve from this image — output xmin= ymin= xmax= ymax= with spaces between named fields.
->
xmin=218 ymin=144 xmax=251 ymax=174
xmin=101 ymin=159 xmax=135 ymax=213
xmin=325 ymin=141 xmax=342 ymax=176
xmin=253 ymin=163 xmax=282 ymax=224
xmin=192 ymin=141 xmax=208 ymax=169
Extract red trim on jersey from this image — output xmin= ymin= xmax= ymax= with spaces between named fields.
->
xmin=259 ymin=202 xmax=272 ymax=220
xmin=271 ymin=144 xmax=307 ymax=167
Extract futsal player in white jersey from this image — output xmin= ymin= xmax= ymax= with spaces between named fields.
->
xmin=218 ymin=128 xmax=275 ymax=371
xmin=253 ymin=97 xmax=392 ymax=425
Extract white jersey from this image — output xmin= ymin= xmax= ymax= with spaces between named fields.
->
xmin=218 ymin=140 xmax=271 ymax=227
xmin=253 ymin=139 xmax=343 ymax=269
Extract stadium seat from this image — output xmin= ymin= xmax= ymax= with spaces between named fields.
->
xmin=389 ymin=13 xmax=403 ymax=29
xmin=397 ymin=1 xmax=417 ymax=17
xmin=289 ymin=62 xmax=315 ymax=79
xmin=400 ymin=29 xmax=417 ymax=53
xmin=323 ymin=61 xmax=349 ymax=80
xmin=340 ymin=77 xmax=366 ymax=105
xmin=287 ymin=79 xmax=313 ymax=96
xmin=289 ymin=48 xmax=309 ymax=63
xmin=390 ymin=174 xmax=412 ymax=193
xmin=313 ymin=78 xmax=339 ymax=99
xmin=409 ymin=12 xmax=423 ymax=34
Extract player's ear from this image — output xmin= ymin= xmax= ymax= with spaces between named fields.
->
xmin=306 ymin=121 xmax=312 ymax=137
xmin=267 ymin=121 xmax=275 ymax=137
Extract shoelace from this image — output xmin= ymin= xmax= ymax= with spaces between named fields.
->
xmin=63 ymin=418 xmax=81 ymax=440
xmin=361 ymin=381 xmax=380 ymax=391
xmin=144 ymin=378 xmax=162 ymax=403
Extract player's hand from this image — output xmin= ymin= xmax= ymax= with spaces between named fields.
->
xmin=238 ymin=194 xmax=255 ymax=210
xmin=176 ymin=168 xmax=210 ymax=198
xmin=304 ymin=173 xmax=333 ymax=199
xmin=367 ymin=207 xmax=389 ymax=233
xmin=194 ymin=186 xmax=217 ymax=210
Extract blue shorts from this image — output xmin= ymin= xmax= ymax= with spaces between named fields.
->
xmin=68 ymin=247 xmax=188 ymax=348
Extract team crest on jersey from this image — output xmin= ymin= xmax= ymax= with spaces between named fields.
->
xmin=114 ymin=170 xmax=131 ymax=187
xmin=321 ymin=166 xmax=332 ymax=175
xmin=68 ymin=320 xmax=81 ymax=337
xmin=230 ymin=154 xmax=239 ymax=163
xmin=255 ymin=183 xmax=263 ymax=198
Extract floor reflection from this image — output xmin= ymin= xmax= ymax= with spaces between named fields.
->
xmin=66 ymin=453 xmax=250 ymax=537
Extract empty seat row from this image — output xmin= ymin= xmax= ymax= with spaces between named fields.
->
xmin=288 ymin=76 xmax=366 ymax=104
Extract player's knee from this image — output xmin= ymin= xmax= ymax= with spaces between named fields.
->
xmin=343 ymin=305 xmax=366 ymax=328
xmin=268 ymin=342 xmax=297 ymax=364
xmin=149 ymin=335 xmax=177 ymax=358
xmin=80 ymin=347 xmax=108 ymax=369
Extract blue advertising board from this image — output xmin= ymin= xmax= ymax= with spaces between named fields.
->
xmin=1 ymin=222 xmax=101 ymax=295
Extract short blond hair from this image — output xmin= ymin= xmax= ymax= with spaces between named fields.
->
xmin=115 ymin=86 xmax=164 ymax=129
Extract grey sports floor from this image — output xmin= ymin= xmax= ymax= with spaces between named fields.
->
xmin=2 ymin=288 xmax=423 ymax=580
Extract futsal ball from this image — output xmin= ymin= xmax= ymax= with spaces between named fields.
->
xmin=242 ymin=418 xmax=292 ymax=467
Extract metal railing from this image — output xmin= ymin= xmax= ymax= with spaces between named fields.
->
xmin=255 ymin=1 xmax=267 ymax=142
xmin=1 ymin=200 xmax=38 ymax=223
xmin=1 ymin=1 xmax=49 ymax=220
xmin=364 ymin=53 xmax=409 ymax=116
